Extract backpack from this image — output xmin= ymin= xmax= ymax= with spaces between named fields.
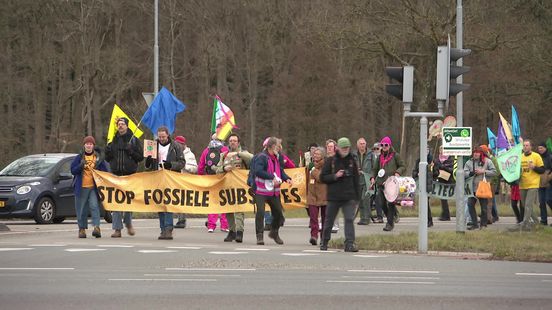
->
xmin=205 ymin=145 xmax=222 ymax=175
xmin=247 ymin=152 xmax=267 ymax=189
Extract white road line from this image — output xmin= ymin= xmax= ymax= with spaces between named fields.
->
xmin=137 ymin=250 xmax=177 ymax=253
xmin=234 ymin=248 xmax=270 ymax=251
xmin=341 ymin=276 xmax=440 ymax=280
xmin=0 ymin=268 xmax=75 ymax=270
xmin=282 ymin=253 xmax=318 ymax=256
xmin=515 ymin=273 xmax=552 ymax=277
xmin=327 ymin=280 xmax=435 ymax=285
xmin=353 ymin=255 xmax=389 ymax=258
xmin=109 ymin=278 xmax=217 ymax=282
xmin=166 ymin=246 xmax=201 ymax=250
xmin=166 ymin=268 xmax=256 ymax=271
xmin=65 ymin=248 xmax=107 ymax=252
xmin=144 ymin=274 xmax=241 ymax=277
xmin=303 ymin=250 xmax=338 ymax=253
xmin=28 ymin=244 xmax=67 ymax=247
xmin=348 ymin=269 xmax=439 ymax=274
xmin=209 ymin=251 xmax=248 ymax=255
xmin=542 ymin=280 xmax=552 ymax=283
xmin=97 ymin=245 xmax=134 ymax=248
xmin=0 ymin=248 xmax=33 ymax=251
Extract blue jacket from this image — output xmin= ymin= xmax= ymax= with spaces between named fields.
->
xmin=71 ymin=147 xmax=109 ymax=196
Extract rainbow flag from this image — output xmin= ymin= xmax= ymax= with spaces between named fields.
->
xmin=210 ymin=96 xmax=237 ymax=141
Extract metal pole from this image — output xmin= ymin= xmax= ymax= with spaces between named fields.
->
xmin=455 ymin=0 xmax=466 ymax=233
xmin=418 ymin=116 xmax=428 ymax=253
xmin=154 ymin=0 xmax=159 ymax=96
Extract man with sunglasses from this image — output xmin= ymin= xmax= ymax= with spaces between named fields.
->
xmin=370 ymin=136 xmax=405 ymax=231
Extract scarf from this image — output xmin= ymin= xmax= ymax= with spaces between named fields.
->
xmin=379 ymin=151 xmax=395 ymax=167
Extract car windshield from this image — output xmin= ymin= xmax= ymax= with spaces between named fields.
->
xmin=0 ymin=157 xmax=60 ymax=177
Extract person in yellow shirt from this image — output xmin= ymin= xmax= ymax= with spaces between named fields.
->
xmin=70 ymin=136 xmax=109 ymax=238
xmin=519 ymin=140 xmax=545 ymax=230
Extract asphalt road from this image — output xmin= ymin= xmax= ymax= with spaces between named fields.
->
xmin=0 ymin=217 xmax=551 ymax=309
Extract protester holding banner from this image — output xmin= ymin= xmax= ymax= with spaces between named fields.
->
xmin=433 ymin=146 xmax=454 ymax=221
xmin=144 ymin=126 xmax=185 ymax=240
xmin=71 ymin=136 xmax=109 ymax=238
xmin=320 ymin=137 xmax=360 ymax=252
xmin=307 ymin=147 xmax=327 ymax=246
xmin=174 ymin=135 xmax=197 ymax=229
xmin=253 ymin=137 xmax=291 ymax=245
xmin=216 ymin=133 xmax=253 ymax=243
xmin=370 ymin=136 xmax=405 ymax=232
xmin=105 ymin=117 xmax=144 ymax=238
xmin=464 ymin=146 xmax=498 ymax=230
xmin=517 ymin=140 xmax=545 ymax=230
xmin=537 ymin=142 xmax=552 ymax=225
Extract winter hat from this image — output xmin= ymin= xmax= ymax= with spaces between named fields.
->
xmin=337 ymin=137 xmax=351 ymax=148
xmin=373 ymin=142 xmax=381 ymax=149
xmin=83 ymin=136 xmax=96 ymax=145
xmin=262 ymin=137 xmax=270 ymax=148
xmin=479 ymin=144 xmax=490 ymax=154
xmin=380 ymin=136 xmax=392 ymax=146
xmin=538 ymin=141 xmax=547 ymax=148
xmin=175 ymin=136 xmax=186 ymax=144
xmin=117 ymin=117 xmax=129 ymax=126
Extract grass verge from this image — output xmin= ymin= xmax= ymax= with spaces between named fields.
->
xmin=336 ymin=224 xmax=552 ymax=262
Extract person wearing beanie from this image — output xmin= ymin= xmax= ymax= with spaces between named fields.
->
xmin=70 ymin=136 xmax=109 ymax=238
xmin=536 ymin=142 xmax=552 ymax=225
xmin=464 ymin=146 xmax=498 ymax=230
xmin=144 ymin=126 xmax=185 ymax=240
xmin=173 ymin=135 xmax=198 ymax=229
xmin=370 ymin=136 xmax=405 ymax=232
xmin=320 ymin=137 xmax=360 ymax=252
xmin=105 ymin=117 xmax=144 ymax=238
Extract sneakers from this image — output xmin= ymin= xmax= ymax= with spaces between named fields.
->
xmin=78 ymin=229 xmax=86 ymax=238
xmin=344 ymin=244 xmax=359 ymax=252
xmin=235 ymin=231 xmax=243 ymax=243
xmin=92 ymin=226 xmax=101 ymax=238
xmin=224 ymin=231 xmax=236 ymax=242
xmin=174 ymin=220 xmax=187 ymax=229
xmin=309 ymin=238 xmax=317 ymax=246
xmin=111 ymin=229 xmax=122 ymax=238
xmin=383 ymin=223 xmax=394 ymax=231
xmin=126 ymin=225 xmax=135 ymax=236
xmin=318 ymin=223 xmax=322 ymax=232
xmin=207 ymin=228 xmax=214 ymax=233
xmin=221 ymin=228 xmax=229 ymax=232
xmin=268 ymin=230 xmax=284 ymax=245
xmin=331 ymin=224 xmax=339 ymax=233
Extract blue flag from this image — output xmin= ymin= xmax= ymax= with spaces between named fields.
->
xmin=142 ymin=87 xmax=186 ymax=135
xmin=487 ymin=128 xmax=497 ymax=155
xmin=511 ymin=105 xmax=521 ymax=145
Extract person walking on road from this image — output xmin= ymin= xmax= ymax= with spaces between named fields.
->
xmin=306 ymin=147 xmax=327 ymax=246
xmin=517 ymin=140 xmax=545 ymax=230
xmin=353 ymin=137 xmax=373 ymax=225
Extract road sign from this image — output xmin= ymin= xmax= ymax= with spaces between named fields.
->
xmin=442 ymin=127 xmax=472 ymax=156
xmin=142 ymin=92 xmax=155 ymax=106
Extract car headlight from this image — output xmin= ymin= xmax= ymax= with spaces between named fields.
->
xmin=16 ymin=186 xmax=32 ymax=195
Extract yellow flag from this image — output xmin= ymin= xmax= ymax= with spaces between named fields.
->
xmin=107 ymin=104 xmax=144 ymax=143
xmin=499 ymin=112 xmax=514 ymax=145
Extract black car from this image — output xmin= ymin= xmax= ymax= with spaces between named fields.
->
xmin=0 ymin=153 xmax=112 ymax=224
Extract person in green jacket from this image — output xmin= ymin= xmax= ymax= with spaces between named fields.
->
xmin=370 ymin=136 xmax=405 ymax=231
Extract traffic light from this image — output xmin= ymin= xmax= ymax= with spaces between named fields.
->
xmin=436 ymin=38 xmax=471 ymax=100
xmin=385 ymin=66 xmax=413 ymax=103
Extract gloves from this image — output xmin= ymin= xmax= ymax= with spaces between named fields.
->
xmin=145 ymin=156 xmax=153 ymax=168
xmin=161 ymin=160 xmax=172 ymax=169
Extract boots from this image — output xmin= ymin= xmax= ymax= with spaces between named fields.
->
xmin=320 ymin=240 xmax=328 ymax=251
xmin=158 ymin=229 xmax=173 ymax=240
xmin=111 ymin=229 xmax=121 ymax=238
xmin=235 ymin=231 xmax=243 ymax=243
xmin=158 ymin=230 xmax=166 ymax=240
xmin=268 ymin=229 xmax=284 ymax=245
xmin=224 ymin=231 xmax=236 ymax=242
xmin=92 ymin=226 xmax=101 ymax=238
xmin=256 ymin=233 xmax=264 ymax=245
xmin=78 ymin=229 xmax=86 ymax=238
xmin=126 ymin=225 xmax=135 ymax=236
xmin=344 ymin=243 xmax=359 ymax=252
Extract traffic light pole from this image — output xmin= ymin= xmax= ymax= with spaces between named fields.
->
xmin=403 ymin=102 xmax=444 ymax=253
xmin=455 ymin=0 xmax=466 ymax=233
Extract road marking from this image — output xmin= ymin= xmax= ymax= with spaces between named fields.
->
xmin=28 ymin=244 xmax=67 ymax=247
xmin=144 ymin=274 xmax=241 ymax=277
xmin=303 ymin=249 xmax=337 ymax=253
xmin=341 ymin=276 xmax=440 ymax=280
xmin=282 ymin=253 xmax=318 ymax=256
xmin=109 ymin=278 xmax=217 ymax=282
xmin=138 ymin=250 xmax=177 ymax=253
xmin=348 ymin=269 xmax=439 ymax=274
xmin=166 ymin=268 xmax=256 ymax=271
xmin=515 ymin=273 xmax=552 ymax=277
xmin=542 ymin=280 xmax=552 ymax=283
xmin=353 ymin=255 xmax=389 ymax=258
xmin=0 ymin=267 xmax=75 ymax=270
xmin=208 ymin=251 xmax=247 ymax=255
xmin=97 ymin=245 xmax=134 ymax=248
xmin=327 ymin=280 xmax=435 ymax=285
xmin=166 ymin=246 xmax=201 ymax=250
xmin=234 ymin=248 xmax=270 ymax=251
xmin=0 ymin=248 xmax=33 ymax=251
xmin=65 ymin=248 xmax=107 ymax=252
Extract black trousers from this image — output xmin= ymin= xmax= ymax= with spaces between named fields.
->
xmin=376 ymin=189 xmax=396 ymax=225
xmin=468 ymin=197 xmax=488 ymax=227
xmin=255 ymin=195 xmax=284 ymax=234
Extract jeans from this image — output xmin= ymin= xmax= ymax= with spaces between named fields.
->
xmin=521 ymin=188 xmax=539 ymax=226
xmin=158 ymin=212 xmax=174 ymax=231
xmin=538 ymin=186 xmax=552 ymax=224
xmin=226 ymin=212 xmax=245 ymax=232
xmin=308 ymin=205 xmax=326 ymax=240
xmin=112 ymin=211 xmax=132 ymax=230
xmin=74 ymin=188 xmax=100 ymax=229
xmin=255 ymin=195 xmax=284 ymax=234
xmin=467 ymin=197 xmax=488 ymax=227
xmin=322 ymin=200 xmax=356 ymax=247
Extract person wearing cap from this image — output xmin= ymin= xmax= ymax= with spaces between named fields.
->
xmin=516 ymin=139 xmax=545 ymax=230
xmin=370 ymin=136 xmax=405 ymax=232
xmin=464 ymin=146 xmax=498 ymax=230
xmin=105 ymin=117 xmax=144 ymax=238
xmin=215 ymin=133 xmax=253 ymax=242
xmin=70 ymin=136 xmax=109 ymax=238
xmin=537 ymin=142 xmax=552 ymax=225
xmin=320 ymin=137 xmax=360 ymax=252
xmin=173 ymin=135 xmax=198 ymax=229
xmin=144 ymin=126 xmax=185 ymax=240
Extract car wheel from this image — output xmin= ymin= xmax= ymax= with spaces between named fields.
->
xmin=34 ymin=197 xmax=55 ymax=224
xmin=53 ymin=217 xmax=66 ymax=224
xmin=103 ymin=211 xmax=112 ymax=224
